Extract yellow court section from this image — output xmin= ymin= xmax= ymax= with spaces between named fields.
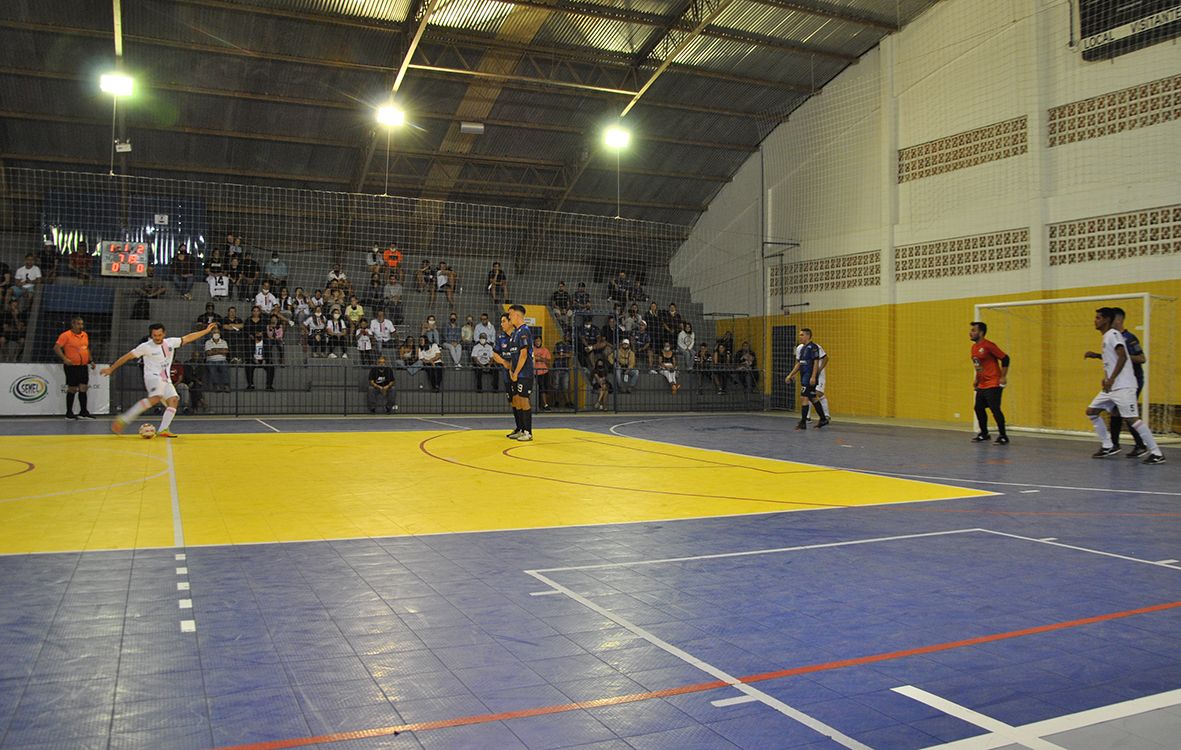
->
xmin=0 ymin=429 xmax=992 ymax=552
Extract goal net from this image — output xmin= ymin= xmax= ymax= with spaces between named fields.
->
xmin=976 ymin=294 xmax=1176 ymax=435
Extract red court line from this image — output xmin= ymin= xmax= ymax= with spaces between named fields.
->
xmin=213 ymin=597 xmax=1181 ymax=750
xmin=0 ymin=457 xmax=36 ymax=480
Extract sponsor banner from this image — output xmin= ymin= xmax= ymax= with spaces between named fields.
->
xmin=0 ymin=364 xmax=111 ymax=416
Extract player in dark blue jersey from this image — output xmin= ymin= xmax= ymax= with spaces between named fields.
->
xmin=494 ymin=312 xmax=513 ymax=403
xmin=784 ymin=328 xmax=828 ymax=430
xmin=492 ymin=305 xmax=536 ymax=440
xmin=1108 ymin=307 xmax=1148 ymax=457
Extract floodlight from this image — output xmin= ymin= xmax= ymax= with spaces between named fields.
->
xmin=100 ymin=72 xmax=134 ymax=97
xmin=376 ymin=105 xmax=405 ymax=127
xmin=603 ymin=125 xmax=630 ymax=150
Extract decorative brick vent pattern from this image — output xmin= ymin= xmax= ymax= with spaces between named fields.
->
xmin=895 ymin=229 xmax=1030 ymax=282
xmin=1048 ymin=205 xmax=1180 ymax=266
xmin=897 ymin=117 xmax=1027 ymax=182
xmin=770 ymin=250 xmax=881 ymax=296
xmin=1048 ymin=74 xmax=1181 ymax=147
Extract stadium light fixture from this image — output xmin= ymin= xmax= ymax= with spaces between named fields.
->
xmin=375 ymin=104 xmax=405 ymax=196
xmin=101 ymin=72 xmax=135 ymax=176
xmin=603 ymin=124 xmax=631 ymax=218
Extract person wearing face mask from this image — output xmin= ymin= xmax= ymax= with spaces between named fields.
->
xmin=203 ymin=327 xmax=231 ymax=391
xmin=421 ymin=315 xmax=440 ymax=346
xmin=471 ymin=331 xmax=495 ymax=392
xmin=325 ymin=308 xmax=348 ymax=358
xmin=442 ymin=313 xmax=463 ymax=368
xmin=473 ymin=313 xmax=495 ymax=344
xmin=264 ymin=252 xmax=288 ymax=288
xmin=461 ymin=315 xmax=475 ymax=351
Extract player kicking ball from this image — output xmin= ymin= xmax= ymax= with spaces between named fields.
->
xmin=1084 ymin=307 xmax=1164 ymax=465
xmin=101 ymin=322 xmax=218 ymax=437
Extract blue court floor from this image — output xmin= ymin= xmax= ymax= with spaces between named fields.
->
xmin=0 ymin=414 xmax=1178 ymax=750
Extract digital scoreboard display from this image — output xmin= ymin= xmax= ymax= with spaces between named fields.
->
xmin=99 ymin=241 xmax=149 ymax=278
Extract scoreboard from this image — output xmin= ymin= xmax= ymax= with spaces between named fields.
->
xmin=1079 ymin=0 xmax=1181 ymax=60
xmin=99 ymin=240 xmax=150 ymax=278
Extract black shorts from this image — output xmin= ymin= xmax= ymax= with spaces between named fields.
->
xmin=511 ymin=376 xmax=533 ymax=398
xmin=801 ymin=384 xmax=817 ymax=398
xmin=64 ymin=364 xmax=89 ymax=387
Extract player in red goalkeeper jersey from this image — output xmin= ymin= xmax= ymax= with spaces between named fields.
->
xmin=970 ymin=321 xmax=1010 ymax=444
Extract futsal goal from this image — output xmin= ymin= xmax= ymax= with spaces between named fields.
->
xmin=975 ymin=293 xmax=1176 ymax=436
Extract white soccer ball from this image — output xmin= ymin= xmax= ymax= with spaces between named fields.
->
xmin=138 ymin=423 xmax=157 ymax=439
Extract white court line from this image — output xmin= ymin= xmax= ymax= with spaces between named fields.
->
xmin=528 ymin=590 xmax=561 ymax=596
xmin=175 ymin=553 xmax=185 ymax=561
xmin=176 ymin=567 xmax=188 ymax=575
xmin=416 ymin=417 xmax=470 ymax=430
xmin=894 ymin=686 xmax=1068 ymax=750
xmin=1156 ymin=559 xmax=1179 ymax=565
xmin=527 ymin=568 xmax=871 ymax=750
xmin=532 ymin=529 xmax=983 ymax=573
xmin=711 ymin=695 xmax=759 ymax=707
xmin=255 ymin=419 xmax=281 ymax=433
xmin=179 ymin=598 xmax=192 ymax=609
xmin=180 ymin=619 xmax=195 ymax=633
xmin=916 ymin=687 xmax=1181 ymax=749
xmin=977 ymin=529 xmax=1181 ymax=571
xmin=167 ymin=441 xmax=184 ymax=548
xmin=853 ymin=468 xmax=1181 ymax=497
xmin=177 ymin=581 xmax=189 ymax=591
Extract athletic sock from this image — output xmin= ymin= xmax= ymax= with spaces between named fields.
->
xmin=813 ymin=400 xmax=827 ymax=421
xmin=120 ymin=398 xmax=152 ymax=423
xmin=159 ymin=407 xmax=177 ymax=432
xmin=512 ymin=408 xmax=523 ymax=431
xmin=819 ymin=397 xmax=829 ymax=416
xmin=524 ymin=410 xmax=532 ymax=433
xmin=1108 ymin=413 xmax=1123 ymax=448
xmin=66 ymin=392 xmax=75 ymax=415
xmin=1088 ymin=413 xmax=1112 ymax=448
xmin=1130 ymin=420 xmax=1161 ymax=455
xmin=801 ymin=404 xmax=810 ymax=421
xmin=78 ymin=392 xmax=88 ymax=413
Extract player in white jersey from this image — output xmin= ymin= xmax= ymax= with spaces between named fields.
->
xmin=101 ymin=322 xmax=218 ymax=437
xmin=1084 ymin=307 xmax=1164 ymax=464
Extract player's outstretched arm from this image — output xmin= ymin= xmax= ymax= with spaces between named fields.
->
xmin=100 ymin=350 xmax=139 ymax=377
xmin=180 ymin=322 xmax=219 ymax=346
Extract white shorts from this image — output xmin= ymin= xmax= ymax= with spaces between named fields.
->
xmin=1088 ymin=388 xmax=1138 ymax=419
xmin=145 ymin=376 xmax=179 ymax=401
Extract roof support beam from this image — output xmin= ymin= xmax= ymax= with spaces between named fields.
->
xmin=752 ymin=0 xmax=898 ymax=32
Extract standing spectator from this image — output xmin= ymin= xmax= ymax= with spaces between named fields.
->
xmin=678 ymin=322 xmax=696 ymax=371
xmin=224 ymin=255 xmax=243 ymax=299
xmin=667 ymin=303 xmax=683 ymax=344
xmin=267 ymin=313 xmax=287 ymax=364
xmin=694 ymin=343 xmax=712 ymax=393
xmin=634 ymin=320 xmax=654 ymax=372
xmin=473 ymin=313 xmax=496 ymax=345
xmin=735 ymin=340 xmax=758 ymax=393
xmin=171 ymin=246 xmax=197 ymax=300
xmin=414 ymin=259 xmax=435 ymax=296
xmin=325 ymin=308 xmax=349 ymax=358
xmin=659 ymin=342 xmax=680 ymax=393
xmin=471 ymin=331 xmax=495 ymax=392
xmin=590 ymin=359 xmax=611 ymax=410
xmin=239 ymin=251 xmax=261 ymax=300
xmin=551 ymin=335 xmax=572 ymax=409
xmin=255 ymin=280 xmax=278 ymax=314
xmin=54 ymin=316 xmax=94 ymax=419
xmin=0 ymin=301 xmax=26 ymax=359
xmin=486 ymin=261 xmax=508 ymax=305
xmin=245 ymin=330 xmax=275 ymax=390
xmin=12 ymin=255 xmax=42 ymax=307
xmin=365 ymin=271 xmax=384 ymax=308
xmin=366 ymin=245 xmax=383 ymax=276
xmin=645 ymin=302 xmax=661 ymax=348
xmin=131 ymin=266 xmax=166 ymax=319
xmin=67 ymin=241 xmax=92 ymax=280
xmin=712 ymin=341 xmax=732 ymax=394
xmin=655 ymin=303 xmax=674 ymax=353
xmin=418 ymin=335 xmax=443 ymax=391
xmin=610 ymin=338 xmax=638 ymax=394
xmin=442 ymin=312 xmax=463 ymax=368
xmin=354 ymin=320 xmax=375 ymax=364
xmin=421 ymin=314 xmax=440 ymax=346
xmin=344 ymin=296 xmax=366 ymax=331
xmin=367 ymin=355 xmax=397 ymax=413
xmin=576 ymin=317 xmax=599 ymax=370
xmin=437 ymin=261 xmax=458 ymax=310
xmin=607 ymin=271 xmax=629 ymax=303
xmin=243 ymin=305 xmax=267 ymax=345
xmin=305 ymin=308 xmax=327 ymax=357
xmin=264 ymin=251 xmax=288 ymax=288
xmin=37 ymin=241 xmax=59 ymax=284
xmin=370 ymin=310 xmax=396 ymax=354
xmin=207 ymin=263 xmax=230 ymax=299
xmin=533 ymin=332 xmax=552 ymax=410
xmin=221 ymin=306 xmax=245 ymax=362
xmin=195 ymin=303 xmax=221 ymax=328
xmin=572 ymin=282 xmax=591 ymax=313
xmin=204 ymin=328 xmax=231 ymax=391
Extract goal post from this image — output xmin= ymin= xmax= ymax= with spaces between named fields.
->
xmin=974 ymin=293 xmax=1176 ymax=436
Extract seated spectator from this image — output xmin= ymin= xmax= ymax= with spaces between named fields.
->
xmin=183 ymin=352 xmax=206 ymax=413
xmin=575 ymin=317 xmax=598 ymax=370
xmin=67 ymin=241 xmax=92 ymax=280
xmin=204 ymin=248 xmax=225 ymax=274
xmin=667 ymin=303 xmax=683 ymax=345
xmin=622 ymin=303 xmax=642 ymax=333
xmin=245 ymin=330 xmax=275 ymax=390
xmin=712 ymin=341 xmax=731 ymax=394
xmin=0 ymin=262 xmax=11 ymax=306
xmin=324 ymin=280 xmax=346 ymax=309
xmin=355 ymin=320 xmax=375 ymax=365
xmin=604 ymin=315 xmax=626 ymax=346
xmin=633 ymin=320 xmax=654 ymax=371
xmin=171 ymin=246 xmax=197 ymax=300
xmin=365 ymin=271 xmax=383 ymax=308
xmin=590 ymin=359 xmax=611 ymax=410
xmin=421 ymin=314 xmax=440 ymax=346
xmin=659 ymin=342 xmax=680 ymax=393
xmin=678 ymin=322 xmax=696 ymax=371
xmin=276 ymin=287 xmax=293 ymax=317
xmin=221 ymin=306 xmax=245 ymax=362
xmin=309 ymin=288 xmax=328 ymax=311
xmin=344 ymin=295 xmax=365 ymax=331
xmin=735 ymin=340 xmax=758 ymax=393
xmin=383 ymin=267 xmax=404 ymax=305
xmin=572 ymin=282 xmax=591 ymax=312
xmin=437 ymin=261 xmax=458 ymax=310
xmin=224 ymin=256 xmax=243 ymax=298
xmin=0 ymin=301 xmax=27 ymax=360
xmin=471 ymin=331 xmax=496 ymax=392
xmin=370 ymin=310 xmax=396 ymax=353
xmin=255 ymin=280 xmax=278 ymax=314
xmin=204 ymin=328 xmax=231 ymax=391
xmin=170 ymin=360 xmax=194 ymax=413
xmin=226 ymin=234 xmax=244 ymax=259
xmin=607 ymin=271 xmax=629 ymax=303
xmin=610 ymin=338 xmax=638 ymax=394
xmin=267 ymin=313 xmax=287 ymax=364
xmin=367 ymin=355 xmax=397 ymax=413
xmin=550 ymin=281 xmax=570 ymax=312
xmin=396 ymin=336 xmax=417 ymax=369
xmin=326 ymin=262 xmax=348 ymax=290
xmin=292 ymin=288 xmax=310 ymax=321
xmin=417 ymin=335 xmax=443 ymax=391
xmin=592 ymin=333 xmax=611 ymax=368
xmin=414 ymin=259 xmax=435 ymax=296
xmin=238 ymin=251 xmax=261 ymax=299
xmin=534 ymin=332 xmax=552 ymax=410
xmin=37 ymin=241 xmax=59 ymax=284
xmin=694 ymin=342 xmax=712 ymax=393
xmin=325 ymin=308 xmax=349 ymax=358
xmin=12 ymin=254 xmax=42 ymax=307
xmin=207 ymin=263 xmax=230 ymax=299
xmin=442 ymin=312 xmax=463 ymax=368
xmin=486 ymin=261 xmax=508 ymax=305
xmin=366 ymin=245 xmax=383 ymax=276
xmin=473 ymin=313 xmax=496 ymax=345
xmin=264 ymin=251 xmax=288 ymax=288
xmin=195 ymin=303 xmax=221 ymax=328
xmin=629 ymin=276 xmax=646 ymax=303
xmin=551 ymin=335 xmax=572 ymax=409
xmin=461 ymin=315 xmax=475 ymax=351
xmin=131 ymin=267 xmax=166 ymax=319
xmin=305 ymin=307 xmax=327 ymax=357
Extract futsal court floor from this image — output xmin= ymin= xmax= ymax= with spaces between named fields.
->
xmin=0 ymin=412 xmax=1177 ymax=750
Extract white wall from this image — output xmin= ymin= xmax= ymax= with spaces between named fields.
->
xmin=672 ymin=0 xmax=1181 ymax=314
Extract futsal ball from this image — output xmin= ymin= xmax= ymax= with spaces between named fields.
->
xmin=138 ymin=424 xmax=156 ymax=439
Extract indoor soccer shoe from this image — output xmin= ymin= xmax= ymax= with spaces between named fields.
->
xmin=156 ymin=430 xmax=179 ymax=438
xmin=516 ymin=431 xmax=533 ymax=442
xmin=795 ymin=420 xmax=807 ymax=431
xmin=994 ymin=435 xmax=1009 ymax=445
xmin=1142 ymin=453 xmax=1166 ymax=465
xmin=111 ymin=417 xmax=127 ymax=435
xmin=971 ymin=433 xmax=990 ymax=442
xmin=1126 ymin=446 xmax=1149 ymax=458
xmin=1091 ymin=446 xmax=1120 ymax=458
xmin=506 ymin=430 xmax=521 ymax=439
xmin=817 ymin=417 xmax=830 ymax=428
